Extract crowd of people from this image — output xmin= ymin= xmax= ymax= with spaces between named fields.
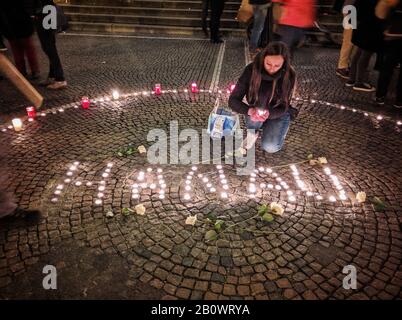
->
xmin=0 ymin=0 xmax=67 ymax=90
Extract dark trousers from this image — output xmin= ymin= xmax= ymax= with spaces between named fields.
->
xmin=349 ymin=47 xmax=373 ymax=85
xmin=376 ymin=40 xmax=402 ymax=103
xmin=276 ymin=24 xmax=306 ymax=57
xmin=36 ymin=24 xmax=65 ymax=81
xmin=210 ymin=0 xmax=225 ymax=40
xmin=201 ymin=0 xmax=210 ymax=31
xmin=8 ymin=36 xmax=39 ymax=76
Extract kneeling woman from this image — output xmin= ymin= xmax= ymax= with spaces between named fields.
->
xmin=229 ymin=42 xmax=296 ymax=153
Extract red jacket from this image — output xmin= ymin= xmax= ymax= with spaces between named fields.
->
xmin=273 ymin=0 xmax=316 ymax=28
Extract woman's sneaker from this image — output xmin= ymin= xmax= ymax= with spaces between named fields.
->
xmin=345 ymin=80 xmax=355 ymax=87
xmin=39 ymin=77 xmax=55 ymax=86
xmin=336 ymin=68 xmax=349 ymax=79
xmin=375 ymin=97 xmax=385 ymax=105
xmin=353 ymin=83 xmax=375 ymax=92
xmin=47 ymin=81 xmax=67 ymax=90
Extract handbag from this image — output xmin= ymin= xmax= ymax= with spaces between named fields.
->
xmin=207 ymin=98 xmax=240 ymax=140
xmin=236 ymin=0 xmax=254 ymax=24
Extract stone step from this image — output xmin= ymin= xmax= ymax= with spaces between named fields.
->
xmin=62 ymin=0 xmax=243 ymax=11
xmin=66 ymin=21 xmax=245 ymax=37
xmin=66 ymin=12 xmax=242 ymax=29
xmin=61 ymin=4 xmax=238 ymax=20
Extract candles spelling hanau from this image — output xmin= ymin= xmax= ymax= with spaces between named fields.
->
xmin=191 ymin=82 xmax=198 ymax=93
xmin=12 ymin=118 xmax=23 ymax=131
xmin=26 ymin=106 xmax=36 ymax=119
xmin=154 ymin=83 xmax=161 ymax=95
xmin=81 ymin=96 xmax=90 ymax=109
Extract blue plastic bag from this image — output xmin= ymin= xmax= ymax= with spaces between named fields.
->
xmin=207 ymin=98 xmax=240 ymax=140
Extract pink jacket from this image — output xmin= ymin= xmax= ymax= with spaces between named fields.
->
xmin=273 ymin=0 xmax=316 ymax=28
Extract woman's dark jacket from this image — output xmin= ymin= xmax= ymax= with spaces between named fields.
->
xmin=0 ymin=0 xmax=35 ymax=40
xmin=352 ymin=0 xmax=384 ymax=52
xmin=228 ymin=63 xmax=295 ymax=120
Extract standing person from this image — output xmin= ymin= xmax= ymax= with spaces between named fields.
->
xmin=0 ymin=0 xmax=40 ymax=80
xmin=346 ymin=0 xmax=384 ymax=92
xmin=229 ymin=42 xmax=297 ymax=153
xmin=271 ymin=0 xmax=316 ymax=57
xmin=210 ymin=0 xmax=226 ymax=43
xmin=335 ymin=0 xmax=356 ymax=79
xmin=249 ymin=0 xmax=272 ymax=55
xmin=375 ymin=0 xmax=402 ymax=108
xmin=33 ymin=0 xmax=67 ymax=89
xmin=201 ymin=0 xmax=210 ymax=37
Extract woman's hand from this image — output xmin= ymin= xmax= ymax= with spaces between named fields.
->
xmin=248 ymin=108 xmax=270 ymax=122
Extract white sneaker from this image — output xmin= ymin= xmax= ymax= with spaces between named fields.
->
xmin=47 ymin=81 xmax=67 ymax=90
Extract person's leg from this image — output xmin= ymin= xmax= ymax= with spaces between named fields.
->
xmin=201 ymin=0 xmax=209 ymax=35
xmin=277 ymin=25 xmax=297 ymax=57
xmin=355 ymin=49 xmax=374 ymax=85
xmin=376 ymin=41 xmax=398 ymax=100
xmin=249 ymin=4 xmax=270 ymax=51
xmin=8 ymin=39 xmax=27 ymax=76
xmin=395 ymin=41 xmax=402 ymax=106
xmin=347 ymin=46 xmax=361 ymax=84
xmin=337 ymin=28 xmax=353 ymax=70
xmin=260 ymin=113 xmax=291 ymax=153
xmin=210 ymin=0 xmax=224 ymax=42
xmin=24 ymin=36 xmax=40 ymax=77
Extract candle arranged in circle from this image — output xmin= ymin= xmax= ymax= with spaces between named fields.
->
xmin=81 ymin=96 xmax=90 ymax=109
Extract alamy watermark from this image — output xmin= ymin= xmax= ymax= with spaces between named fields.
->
xmin=343 ymin=5 xmax=357 ymax=30
xmin=146 ymin=121 xmax=255 ymax=175
xmin=342 ymin=265 xmax=357 ymax=290
xmin=42 ymin=265 xmax=57 ymax=290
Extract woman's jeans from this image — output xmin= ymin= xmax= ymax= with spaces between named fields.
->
xmin=250 ymin=3 xmax=270 ymax=50
xmin=246 ymin=112 xmax=291 ymax=153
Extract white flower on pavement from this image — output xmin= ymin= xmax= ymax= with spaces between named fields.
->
xmin=185 ymin=215 xmax=197 ymax=226
xmin=318 ymin=157 xmax=328 ymax=164
xmin=135 ymin=204 xmax=146 ymax=215
xmin=270 ymin=202 xmax=284 ymax=216
xmin=138 ymin=145 xmax=147 ymax=154
xmin=356 ymin=191 xmax=366 ymax=203
xmin=106 ymin=211 xmax=114 ymax=218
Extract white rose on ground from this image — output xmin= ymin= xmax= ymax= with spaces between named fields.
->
xmin=138 ymin=145 xmax=147 ymax=154
xmin=185 ymin=215 xmax=197 ymax=226
xmin=135 ymin=204 xmax=146 ymax=215
xmin=270 ymin=202 xmax=284 ymax=216
xmin=356 ymin=191 xmax=366 ymax=203
xmin=106 ymin=211 xmax=114 ymax=218
xmin=318 ymin=157 xmax=328 ymax=164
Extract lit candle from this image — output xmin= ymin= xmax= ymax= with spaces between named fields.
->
xmin=26 ymin=106 xmax=36 ymax=119
xmin=12 ymin=118 xmax=23 ymax=132
xmin=81 ymin=96 xmax=90 ymax=109
xmin=112 ymin=90 xmax=120 ymax=100
xmin=191 ymin=82 xmax=198 ymax=93
xmin=154 ymin=84 xmax=161 ymax=95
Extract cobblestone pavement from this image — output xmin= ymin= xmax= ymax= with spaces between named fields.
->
xmin=0 ymin=34 xmax=401 ymax=300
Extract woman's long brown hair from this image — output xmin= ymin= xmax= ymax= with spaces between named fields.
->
xmin=248 ymin=42 xmax=296 ymax=110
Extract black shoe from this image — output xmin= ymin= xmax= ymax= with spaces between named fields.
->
xmin=11 ymin=208 xmax=41 ymax=222
xmin=336 ymin=68 xmax=349 ymax=79
xmin=345 ymin=80 xmax=355 ymax=87
xmin=375 ymin=97 xmax=385 ymax=105
xmin=353 ymin=83 xmax=376 ymax=92
xmin=210 ymin=37 xmax=223 ymax=44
